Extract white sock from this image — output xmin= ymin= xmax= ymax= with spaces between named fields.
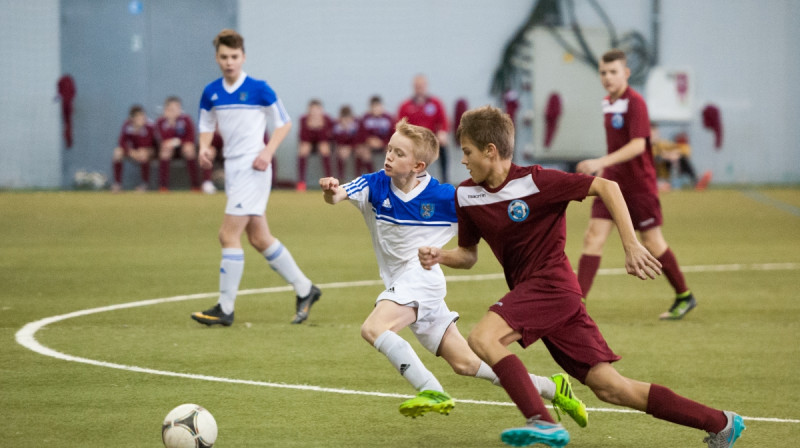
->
xmin=263 ymin=239 xmax=312 ymax=297
xmin=218 ymin=248 xmax=245 ymax=314
xmin=475 ymin=361 xmax=555 ymax=400
xmin=374 ymin=330 xmax=443 ymax=392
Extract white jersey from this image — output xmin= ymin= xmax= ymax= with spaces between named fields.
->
xmin=343 ymin=170 xmax=457 ymax=287
xmin=198 ymin=72 xmax=290 ymax=162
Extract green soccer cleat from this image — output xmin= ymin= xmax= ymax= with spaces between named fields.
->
xmin=501 ymin=418 xmax=570 ymax=447
xmin=703 ymin=411 xmax=745 ymax=448
xmin=399 ymin=390 xmax=454 ymax=418
xmin=550 ymin=373 xmax=588 ymax=428
xmin=659 ymin=293 xmax=697 ymax=320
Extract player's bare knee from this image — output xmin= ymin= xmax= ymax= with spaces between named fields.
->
xmin=360 ymin=321 xmax=381 ymax=345
xmin=447 ymin=357 xmax=478 ymax=377
xmin=467 ymin=332 xmax=490 ymax=360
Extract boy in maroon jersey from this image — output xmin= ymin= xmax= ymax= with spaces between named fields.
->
xmin=576 ymin=49 xmax=697 ymax=320
xmin=397 ymin=75 xmax=450 ymax=183
xmin=331 ymin=105 xmax=360 ymax=180
xmin=155 ymin=96 xmax=205 ymax=193
xmin=418 ymin=106 xmax=744 ymax=447
xmin=296 ymin=99 xmax=334 ymax=191
xmin=111 ymin=104 xmax=157 ymax=192
xmin=356 ymin=95 xmax=394 ymax=175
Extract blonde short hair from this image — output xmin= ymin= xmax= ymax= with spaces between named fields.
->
xmin=394 ymin=118 xmax=440 ymax=167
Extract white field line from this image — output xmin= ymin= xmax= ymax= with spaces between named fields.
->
xmin=15 ymin=263 xmax=800 ymax=424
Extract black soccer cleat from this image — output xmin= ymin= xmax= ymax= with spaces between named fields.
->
xmin=291 ymin=285 xmax=321 ymax=324
xmin=191 ymin=303 xmax=234 ymax=326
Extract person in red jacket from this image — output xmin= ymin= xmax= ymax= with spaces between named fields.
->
xmin=397 ymin=75 xmax=449 ymax=183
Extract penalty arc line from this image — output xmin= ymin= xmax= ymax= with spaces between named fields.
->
xmin=15 ymin=262 xmax=800 ymax=425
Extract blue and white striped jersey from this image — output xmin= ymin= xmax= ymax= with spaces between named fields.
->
xmin=343 ymin=170 xmax=457 ymax=287
xmin=198 ymin=72 xmax=290 ymax=160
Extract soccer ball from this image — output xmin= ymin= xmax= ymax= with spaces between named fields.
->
xmin=162 ymin=403 xmax=218 ymax=448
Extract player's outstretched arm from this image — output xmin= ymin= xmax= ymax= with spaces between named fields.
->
xmin=419 ymin=245 xmax=478 ymax=270
xmin=319 ymin=177 xmax=348 ymax=204
xmin=576 ymin=137 xmax=646 ymax=175
xmin=587 ymin=177 xmax=662 ymax=280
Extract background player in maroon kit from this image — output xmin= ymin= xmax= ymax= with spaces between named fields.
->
xmin=356 ymin=95 xmax=394 ymax=176
xmin=331 ymin=105 xmax=361 ymax=180
xmin=419 ymin=106 xmax=744 ymax=447
xmin=155 ymin=96 xmax=204 ymax=192
xmin=111 ymin=104 xmax=157 ymax=192
xmin=296 ymin=99 xmax=334 ymax=191
xmin=397 ymin=75 xmax=450 ymax=183
xmin=576 ymin=49 xmax=697 ymax=320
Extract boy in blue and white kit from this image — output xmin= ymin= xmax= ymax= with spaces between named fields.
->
xmin=191 ymin=29 xmax=321 ymax=326
xmin=319 ymin=118 xmax=587 ymax=423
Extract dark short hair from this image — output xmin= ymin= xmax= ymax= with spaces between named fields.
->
xmin=601 ymin=49 xmax=627 ymax=64
xmin=214 ymin=29 xmax=244 ymax=52
xmin=129 ymin=104 xmax=145 ymax=117
xmin=370 ymin=95 xmax=382 ymax=105
xmin=164 ymin=96 xmax=182 ymax=106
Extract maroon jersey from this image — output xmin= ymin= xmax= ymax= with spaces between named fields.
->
xmin=332 ymin=118 xmax=361 ymax=146
xmin=118 ymin=119 xmax=157 ymax=150
xmin=397 ymin=96 xmax=448 ymax=133
xmin=156 ymin=114 xmax=195 ymax=145
xmin=456 ymin=164 xmax=594 ymax=294
xmin=359 ymin=112 xmax=394 ymax=147
xmin=299 ymin=114 xmax=334 ymax=144
xmin=602 ymin=87 xmax=657 ymax=196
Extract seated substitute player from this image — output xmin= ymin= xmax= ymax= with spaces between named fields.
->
xmin=419 ymin=106 xmax=744 ymax=448
xmin=296 ymin=98 xmax=334 ymax=191
xmin=111 ymin=104 xmax=156 ymax=192
xmin=191 ymin=29 xmax=321 ymax=326
xmin=319 ymin=118 xmax=587 ymax=425
xmin=155 ymin=96 xmax=208 ymax=193
xmin=356 ymin=95 xmax=394 ymax=175
xmin=332 ymin=105 xmax=361 ymax=180
xmin=576 ymin=49 xmax=698 ymax=320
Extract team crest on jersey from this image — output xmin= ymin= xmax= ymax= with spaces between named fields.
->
xmin=507 ymin=199 xmax=529 ymax=222
xmin=420 ymin=203 xmax=435 ymax=219
xmin=611 ymin=113 xmax=624 ymax=129
xmin=239 ymin=91 xmax=249 ymax=101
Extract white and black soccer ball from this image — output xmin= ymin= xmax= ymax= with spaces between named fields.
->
xmin=162 ymin=403 xmax=217 ymax=448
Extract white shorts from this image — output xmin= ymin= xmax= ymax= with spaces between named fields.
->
xmin=224 ymin=156 xmax=273 ymax=216
xmin=376 ymin=265 xmax=459 ymax=355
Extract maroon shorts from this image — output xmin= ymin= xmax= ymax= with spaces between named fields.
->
xmin=591 ymin=192 xmax=663 ymax=231
xmin=489 ymin=281 xmax=621 ymax=384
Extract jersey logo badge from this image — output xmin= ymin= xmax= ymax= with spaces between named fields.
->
xmin=611 ymin=113 xmax=624 ymax=129
xmin=211 ymin=93 xmax=218 ymax=101
xmin=382 ymin=197 xmax=392 ymax=209
xmin=239 ymin=91 xmax=249 ymax=102
xmin=420 ymin=203 xmax=435 ymax=219
xmin=507 ymin=199 xmax=530 ymax=222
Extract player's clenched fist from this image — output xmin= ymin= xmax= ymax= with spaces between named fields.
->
xmin=319 ymin=177 xmax=340 ymax=191
xmin=418 ymin=246 xmax=440 ymax=270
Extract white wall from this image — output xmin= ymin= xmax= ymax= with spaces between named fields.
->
xmin=240 ymin=0 xmax=800 ymax=185
xmin=0 ymin=0 xmax=61 ymax=188
xmin=240 ymin=0 xmax=533 ymax=182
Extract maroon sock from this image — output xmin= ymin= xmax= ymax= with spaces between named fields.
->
xmin=140 ymin=162 xmax=151 ymax=184
xmin=159 ymin=159 xmax=170 ymax=188
xmin=186 ymin=159 xmax=200 ymax=188
xmin=321 ymin=155 xmax=332 ymax=177
xmin=657 ymin=249 xmax=689 ymax=295
xmin=492 ymin=355 xmax=554 ymax=422
xmin=646 ymin=384 xmax=727 ymax=433
xmin=337 ymin=158 xmax=345 ymax=180
xmin=297 ymin=156 xmax=307 ymax=183
xmin=577 ymin=255 xmax=602 ymax=298
xmin=113 ymin=161 xmax=122 ymax=183
xmin=202 ymin=168 xmax=212 ymax=182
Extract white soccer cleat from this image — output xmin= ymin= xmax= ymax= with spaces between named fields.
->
xmin=202 ymin=180 xmax=217 ymax=195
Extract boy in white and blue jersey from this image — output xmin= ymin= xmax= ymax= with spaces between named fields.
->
xmin=191 ymin=29 xmax=321 ymax=326
xmin=320 ymin=118 xmax=582 ymax=421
